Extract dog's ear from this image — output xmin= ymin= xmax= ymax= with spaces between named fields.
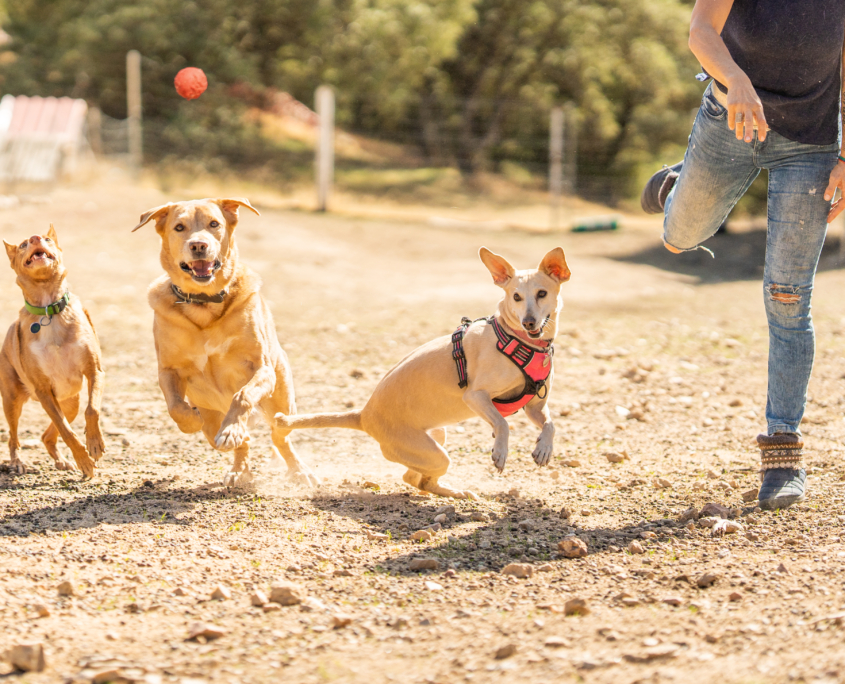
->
xmin=538 ymin=247 xmax=571 ymax=283
xmin=132 ymin=203 xmax=173 ymax=232
xmin=3 ymin=240 xmax=16 ymax=264
xmin=46 ymin=224 xmax=59 ymax=247
xmin=216 ymin=198 xmax=260 ymax=223
xmin=479 ymin=247 xmax=515 ymax=287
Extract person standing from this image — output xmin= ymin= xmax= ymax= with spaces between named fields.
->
xmin=640 ymin=0 xmax=845 ymax=509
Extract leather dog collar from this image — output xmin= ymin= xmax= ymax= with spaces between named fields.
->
xmin=172 ymin=283 xmax=227 ymax=305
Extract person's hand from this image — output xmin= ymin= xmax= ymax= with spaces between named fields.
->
xmin=726 ymin=75 xmax=768 ymax=143
xmin=824 ymin=159 xmax=845 ymax=223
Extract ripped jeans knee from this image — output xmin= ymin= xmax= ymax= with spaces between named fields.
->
xmin=765 ymin=283 xmax=812 ymax=326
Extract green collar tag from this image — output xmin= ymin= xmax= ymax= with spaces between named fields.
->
xmin=25 ymin=292 xmax=70 ymax=334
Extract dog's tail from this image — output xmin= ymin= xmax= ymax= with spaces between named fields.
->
xmin=274 ymin=409 xmax=364 ymax=432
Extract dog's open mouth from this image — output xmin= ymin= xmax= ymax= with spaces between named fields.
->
xmin=180 ymin=259 xmax=221 ymax=282
xmin=25 ymin=250 xmax=54 ymax=266
xmin=525 ymin=316 xmax=550 ymax=340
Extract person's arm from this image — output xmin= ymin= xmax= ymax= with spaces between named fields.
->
xmin=689 ymin=0 xmax=768 ymax=143
xmin=824 ymin=33 xmax=845 ymax=223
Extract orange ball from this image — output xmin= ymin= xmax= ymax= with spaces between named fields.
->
xmin=174 ymin=67 xmax=207 ymax=100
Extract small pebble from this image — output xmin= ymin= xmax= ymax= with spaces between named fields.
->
xmin=210 ymin=585 xmax=231 ymax=601
xmin=628 ymin=541 xmax=645 ymax=555
xmin=564 ymin=598 xmax=590 ymax=616
xmin=495 ymin=643 xmax=517 ymax=659
xmin=501 ymin=563 xmax=533 ymax=579
xmin=558 ymin=537 xmax=588 ymax=559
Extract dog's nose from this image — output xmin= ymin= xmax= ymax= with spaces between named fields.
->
xmin=29 ymin=235 xmax=42 ymax=244
xmin=189 ymin=241 xmax=208 ymax=255
xmin=522 ymin=317 xmax=536 ymax=330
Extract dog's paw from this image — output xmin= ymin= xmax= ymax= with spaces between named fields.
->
xmin=54 ymin=457 xmax=77 ymax=472
xmin=491 ymin=439 xmax=508 ymax=472
xmin=7 ymin=457 xmax=34 ymax=475
xmin=223 ymin=469 xmax=254 ymax=489
xmin=710 ymin=519 xmax=728 ymax=538
xmin=87 ymin=432 xmax=106 ymax=462
xmin=215 ymin=421 xmax=249 ymax=452
xmin=532 ymin=437 xmax=554 ymax=467
xmin=72 ymin=450 xmax=96 ymax=479
xmin=288 ymin=468 xmax=321 ymax=487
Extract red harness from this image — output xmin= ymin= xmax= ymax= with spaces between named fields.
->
xmin=452 ymin=316 xmax=553 ymax=417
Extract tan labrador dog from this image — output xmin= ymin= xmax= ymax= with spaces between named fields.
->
xmin=275 ymin=247 xmax=570 ymax=499
xmin=132 ymin=198 xmax=317 ymax=488
xmin=0 ymin=225 xmax=105 ymax=477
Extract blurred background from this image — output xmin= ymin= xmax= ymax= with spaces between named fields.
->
xmin=0 ymin=0 xmax=770 ymax=222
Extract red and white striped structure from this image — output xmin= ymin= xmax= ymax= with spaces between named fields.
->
xmin=0 ymin=95 xmax=88 ymax=183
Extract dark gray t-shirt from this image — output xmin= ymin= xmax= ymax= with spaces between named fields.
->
xmin=713 ymin=0 xmax=845 ymax=145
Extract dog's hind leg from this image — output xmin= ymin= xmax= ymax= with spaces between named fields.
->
xmin=224 ymin=442 xmax=254 ymax=489
xmin=379 ymin=429 xmax=477 ymax=500
xmin=84 ymin=365 xmax=106 ymax=462
xmin=262 ymin=389 xmax=320 ymax=487
xmin=197 ymin=407 xmax=250 ymax=487
xmin=42 ymin=395 xmax=79 ymax=472
xmin=269 ymin=423 xmax=320 ymax=487
xmin=1 ymin=377 xmax=29 ymax=474
xmin=429 ymin=427 xmax=447 ymax=447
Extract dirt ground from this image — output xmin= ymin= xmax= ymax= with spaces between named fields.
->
xmin=3 ymin=171 xmax=845 ymax=684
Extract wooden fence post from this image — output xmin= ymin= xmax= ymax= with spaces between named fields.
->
xmin=549 ymin=106 xmax=564 ymax=230
xmin=126 ymin=50 xmax=142 ymax=176
xmin=315 ymin=85 xmax=335 ymax=212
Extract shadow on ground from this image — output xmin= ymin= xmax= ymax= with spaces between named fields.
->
xmin=311 ymin=492 xmax=686 ymax=576
xmin=615 ymin=226 xmax=845 ymax=283
xmin=0 ymin=479 xmax=232 ymax=536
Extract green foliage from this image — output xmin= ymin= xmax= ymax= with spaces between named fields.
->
xmin=0 ymin=0 xmax=702 ymax=202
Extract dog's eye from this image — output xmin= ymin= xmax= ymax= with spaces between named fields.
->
xmin=19 ymin=242 xmax=26 ymax=249
xmin=537 ymin=290 xmax=547 ymax=299
xmin=174 ymin=224 xmax=185 ymax=232
xmin=209 ymin=220 xmax=219 ymax=228
xmin=44 ymin=238 xmax=52 ymax=243
xmin=513 ymin=293 xmax=522 ymax=302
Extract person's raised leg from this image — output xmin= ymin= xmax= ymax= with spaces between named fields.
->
xmin=756 ymin=137 xmax=838 ymax=509
xmin=660 ymin=85 xmax=760 ymax=253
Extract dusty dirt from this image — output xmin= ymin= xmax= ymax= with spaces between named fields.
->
xmin=2 ymin=173 xmax=845 ymax=684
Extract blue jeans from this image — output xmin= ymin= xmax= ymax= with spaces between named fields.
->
xmin=664 ymin=83 xmax=840 ymax=436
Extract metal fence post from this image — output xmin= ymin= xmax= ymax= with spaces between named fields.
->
xmin=549 ymin=106 xmax=564 ymax=230
xmin=564 ymin=102 xmax=577 ymax=196
xmin=315 ymin=85 xmax=335 ymax=212
xmin=126 ymin=50 xmax=142 ymax=176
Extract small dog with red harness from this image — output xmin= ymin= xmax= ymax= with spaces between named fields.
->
xmin=275 ymin=246 xmax=570 ymax=499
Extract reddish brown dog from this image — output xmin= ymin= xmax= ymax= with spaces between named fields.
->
xmin=0 ymin=225 xmax=105 ymax=477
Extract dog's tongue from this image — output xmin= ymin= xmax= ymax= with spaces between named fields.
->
xmin=190 ymin=260 xmax=213 ymax=277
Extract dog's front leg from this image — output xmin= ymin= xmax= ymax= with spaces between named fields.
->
xmin=463 ymin=390 xmax=510 ymax=472
xmin=159 ymin=368 xmax=202 ymax=433
xmin=524 ymin=399 xmax=554 ymax=467
xmin=84 ymin=365 xmax=106 ymax=461
xmin=215 ymin=365 xmax=275 ymax=451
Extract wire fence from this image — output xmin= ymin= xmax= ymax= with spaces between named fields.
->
xmin=89 ymin=90 xmax=641 ymax=210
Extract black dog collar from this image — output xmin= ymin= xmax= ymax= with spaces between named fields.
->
xmin=172 ymin=284 xmax=227 ymax=305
